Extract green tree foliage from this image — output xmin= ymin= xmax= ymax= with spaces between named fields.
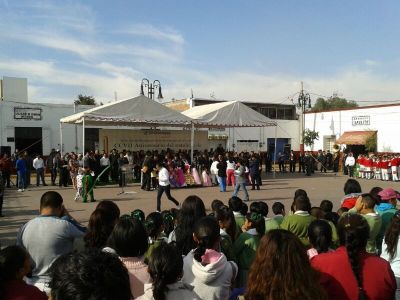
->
xmin=312 ymin=97 xmax=358 ymax=112
xmin=74 ymin=94 xmax=96 ymax=105
xmin=365 ymin=132 xmax=377 ymax=152
xmin=303 ymin=129 xmax=319 ymax=147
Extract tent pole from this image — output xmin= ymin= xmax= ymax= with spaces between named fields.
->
xmin=190 ymin=123 xmax=195 ymax=164
xmin=82 ymin=117 xmax=85 ymax=154
xmin=273 ymin=124 xmax=277 ymax=179
xmin=59 ymin=122 xmax=63 ymax=156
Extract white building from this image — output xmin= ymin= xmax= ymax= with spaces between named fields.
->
xmin=304 ymin=103 xmax=400 ymax=153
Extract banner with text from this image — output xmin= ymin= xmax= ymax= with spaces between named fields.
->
xmin=99 ymin=129 xmax=209 ymax=152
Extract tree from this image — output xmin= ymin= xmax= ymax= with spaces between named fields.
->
xmin=74 ymin=94 xmax=96 ymax=105
xmin=365 ymin=132 xmax=377 ymax=152
xmin=303 ymin=129 xmax=319 ymax=147
xmin=312 ymin=97 xmax=358 ymax=112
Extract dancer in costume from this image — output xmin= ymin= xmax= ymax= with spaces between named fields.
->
xmin=82 ymin=168 xmax=95 ymax=203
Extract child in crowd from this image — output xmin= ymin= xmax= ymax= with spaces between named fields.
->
xmin=144 ymin=212 xmax=167 ymax=261
xmin=182 ymin=217 xmax=237 ymax=300
xmin=307 ymin=219 xmax=333 ymax=259
xmin=161 ymin=210 xmax=175 ymax=237
xmin=229 ymin=196 xmax=246 ymax=239
xmin=234 ymin=211 xmax=265 ymax=287
xmin=0 ymin=245 xmax=47 ymax=300
xmin=272 ymin=201 xmax=285 ymax=226
xmin=337 ymin=207 xmax=349 ymax=217
xmin=74 ymin=168 xmax=84 ymax=201
xmin=138 ymin=243 xmax=201 ymax=300
xmin=210 ymin=199 xmax=224 ymax=217
xmin=215 ymin=205 xmax=237 ymax=261
xmin=131 ymin=209 xmax=146 ymax=223
xmin=340 ymin=179 xmax=362 ymax=209
xmin=281 ymin=195 xmax=315 ymax=247
xmin=258 ymin=201 xmax=280 ymax=233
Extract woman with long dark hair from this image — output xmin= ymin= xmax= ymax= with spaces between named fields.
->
xmin=381 ymin=210 xmax=400 ymax=299
xmin=172 ymin=195 xmax=206 ymax=256
xmin=244 ymin=230 xmax=326 ymax=300
xmin=312 ymin=214 xmax=396 ymax=300
xmin=215 ymin=205 xmax=237 ymax=261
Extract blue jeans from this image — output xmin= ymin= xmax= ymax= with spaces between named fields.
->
xmin=217 ymin=176 xmax=226 ymax=192
xmin=232 ymin=182 xmax=249 ymax=201
xmin=17 ymin=170 xmax=26 ymax=189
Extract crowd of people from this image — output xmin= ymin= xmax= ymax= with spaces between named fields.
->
xmin=1 ymin=177 xmax=400 ymax=299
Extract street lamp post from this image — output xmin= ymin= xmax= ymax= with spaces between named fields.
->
xmin=140 ymin=78 xmax=163 ymax=100
xmin=297 ymin=82 xmax=312 ymax=152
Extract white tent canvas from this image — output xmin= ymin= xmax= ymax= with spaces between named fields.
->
xmin=60 ymin=95 xmax=192 ymax=126
xmin=182 ymin=101 xmax=277 ymax=127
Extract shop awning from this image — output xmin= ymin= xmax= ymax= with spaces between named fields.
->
xmin=336 ymin=131 xmax=377 ymax=145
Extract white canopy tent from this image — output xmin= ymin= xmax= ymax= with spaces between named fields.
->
xmin=182 ymin=101 xmax=278 ymax=162
xmin=60 ymin=95 xmax=193 ymax=153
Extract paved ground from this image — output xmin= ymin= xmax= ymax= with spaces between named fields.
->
xmin=1 ymin=172 xmax=399 ymax=247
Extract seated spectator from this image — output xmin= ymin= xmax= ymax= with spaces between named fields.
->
xmin=215 ymin=205 xmax=237 ymax=261
xmin=234 ymin=212 xmax=265 ymax=287
xmin=307 ymin=220 xmax=333 ymax=260
xmin=381 ymin=210 xmax=400 ymax=299
xmin=244 ymin=230 xmax=326 ymax=299
xmin=106 ymin=216 xmax=150 ymax=298
xmin=131 ymin=208 xmax=146 ymax=223
xmin=258 ymin=201 xmax=280 ymax=233
xmin=337 ymin=207 xmax=349 ymax=217
xmin=16 ymin=191 xmax=84 ymax=292
xmin=229 ymin=196 xmax=245 ymax=239
xmin=138 ymin=243 xmax=201 ymax=300
xmin=281 ymin=195 xmax=315 ymax=246
xmin=161 ymin=210 xmax=175 ymax=237
xmin=0 ymin=245 xmax=47 ymax=300
xmin=96 ymin=200 xmax=121 ymax=221
xmin=48 ymin=250 xmax=132 ymax=300
xmin=376 ymin=188 xmax=400 ymax=254
xmin=310 ymin=207 xmax=339 ymax=246
xmin=182 ymin=216 xmax=237 ymax=300
xmin=311 ymin=214 xmax=396 ymax=300
xmin=210 ymin=199 xmax=224 ymax=216
xmin=340 ymin=179 xmax=362 ymax=209
xmin=349 ymin=194 xmax=382 ymax=254
xmin=172 ymin=196 xmax=206 ymax=256
xmin=272 ymin=201 xmax=285 ymax=225
xmin=144 ymin=212 xmax=167 ymax=261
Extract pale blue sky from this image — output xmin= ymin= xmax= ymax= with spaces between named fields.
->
xmin=1 ymin=0 xmax=400 ymax=104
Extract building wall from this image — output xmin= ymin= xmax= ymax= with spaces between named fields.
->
xmin=1 ymin=77 xmax=28 ymax=102
xmin=0 ymin=100 xmax=92 ymax=155
xmin=304 ymin=105 xmax=400 ymax=152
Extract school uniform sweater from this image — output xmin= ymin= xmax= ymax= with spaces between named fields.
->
xmin=264 ymin=217 xmax=280 ymax=233
xmin=273 ymin=214 xmax=284 ymax=226
xmin=220 ymin=228 xmax=236 ymax=262
xmin=233 ymin=229 xmax=260 ymax=270
xmin=280 ymin=211 xmax=316 ymax=247
xmin=233 ymin=212 xmax=245 ymax=239
xmin=376 ymin=203 xmax=397 ymax=252
xmin=311 ymin=246 xmax=396 ymax=300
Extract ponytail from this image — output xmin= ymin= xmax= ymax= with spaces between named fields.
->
xmin=193 ymin=217 xmax=220 ymax=263
xmin=144 ymin=212 xmax=163 ymax=240
xmin=246 ymin=212 xmax=265 ymax=235
xmin=338 ymin=214 xmax=369 ymax=300
xmin=194 ymin=236 xmax=209 ymax=262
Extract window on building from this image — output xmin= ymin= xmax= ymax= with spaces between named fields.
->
xmin=323 ymin=135 xmax=336 ymax=152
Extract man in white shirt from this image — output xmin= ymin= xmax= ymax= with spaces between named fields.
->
xmin=345 ymin=152 xmax=356 ymax=178
xmin=33 ymin=155 xmax=47 ymax=186
xmin=156 ymin=162 xmax=179 ymax=212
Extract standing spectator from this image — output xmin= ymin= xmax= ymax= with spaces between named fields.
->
xmin=381 ymin=210 xmax=400 ymax=299
xmin=298 ymin=152 xmax=305 ymax=173
xmin=304 ymin=152 xmax=314 ymax=176
xmin=16 ymin=191 xmax=84 ymax=292
xmin=106 ymin=216 xmax=150 ymax=298
xmin=264 ymin=151 xmax=272 ymax=173
xmin=311 ymin=214 xmax=396 ymax=300
xmin=232 ymin=159 xmax=249 ymax=202
xmin=326 ymin=150 xmax=333 ymax=170
xmin=278 ymin=152 xmax=285 ymax=173
xmin=0 ymin=153 xmax=12 ymax=188
xmin=210 ymin=156 xmax=219 ymax=185
xmin=16 ymin=154 xmax=27 ymax=192
xmin=99 ymin=153 xmax=110 ymax=183
xmin=345 ymin=152 xmax=356 ymax=177
xmin=289 ymin=150 xmax=296 ymax=173
xmin=46 ymin=149 xmax=57 ymax=186
xmin=156 ymin=162 xmax=179 ymax=212
xmin=226 ymin=155 xmax=236 ymax=187
xmin=0 ymin=245 xmax=47 ymax=300
xmin=109 ymin=149 xmax=119 ymax=183
xmin=56 ymin=153 xmax=68 ymax=187
xmin=0 ymin=170 xmax=4 ymax=217
xmin=141 ymin=152 xmax=153 ymax=191
xmin=23 ymin=151 xmax=32 ymax=187
xmin=68 ymin=154 xmax=79 ymax=189
xmin=118 ymin=153 xmax=129 ymax=187
xmin=244 ymin=230 xmax=327 ymax=300
xmin=249 ymin=154 xmax=261 ymax=190
xmin=33 ymin=155 xmax=47 ymax=186
xmin=216 ymin=154 xmax=227 ymax=192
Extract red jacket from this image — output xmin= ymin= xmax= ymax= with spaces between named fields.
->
xmin=311 ymin=247 xmax=396 ymax=300
xmin=381 ymin=160 xmax=389 ymax=169
xmin=3 ymin=280 xmax=47 ymax=300
xmin=364 ymin=159 xmax=373 ymax=168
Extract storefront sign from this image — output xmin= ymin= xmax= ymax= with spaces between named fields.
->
xmin=99 ymin=129 xmax=209 ymax=152
xmin=352 ymin=115 xmax=370 ymax=126
xmin=14 ymin=107 xmax=42 ymax=120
